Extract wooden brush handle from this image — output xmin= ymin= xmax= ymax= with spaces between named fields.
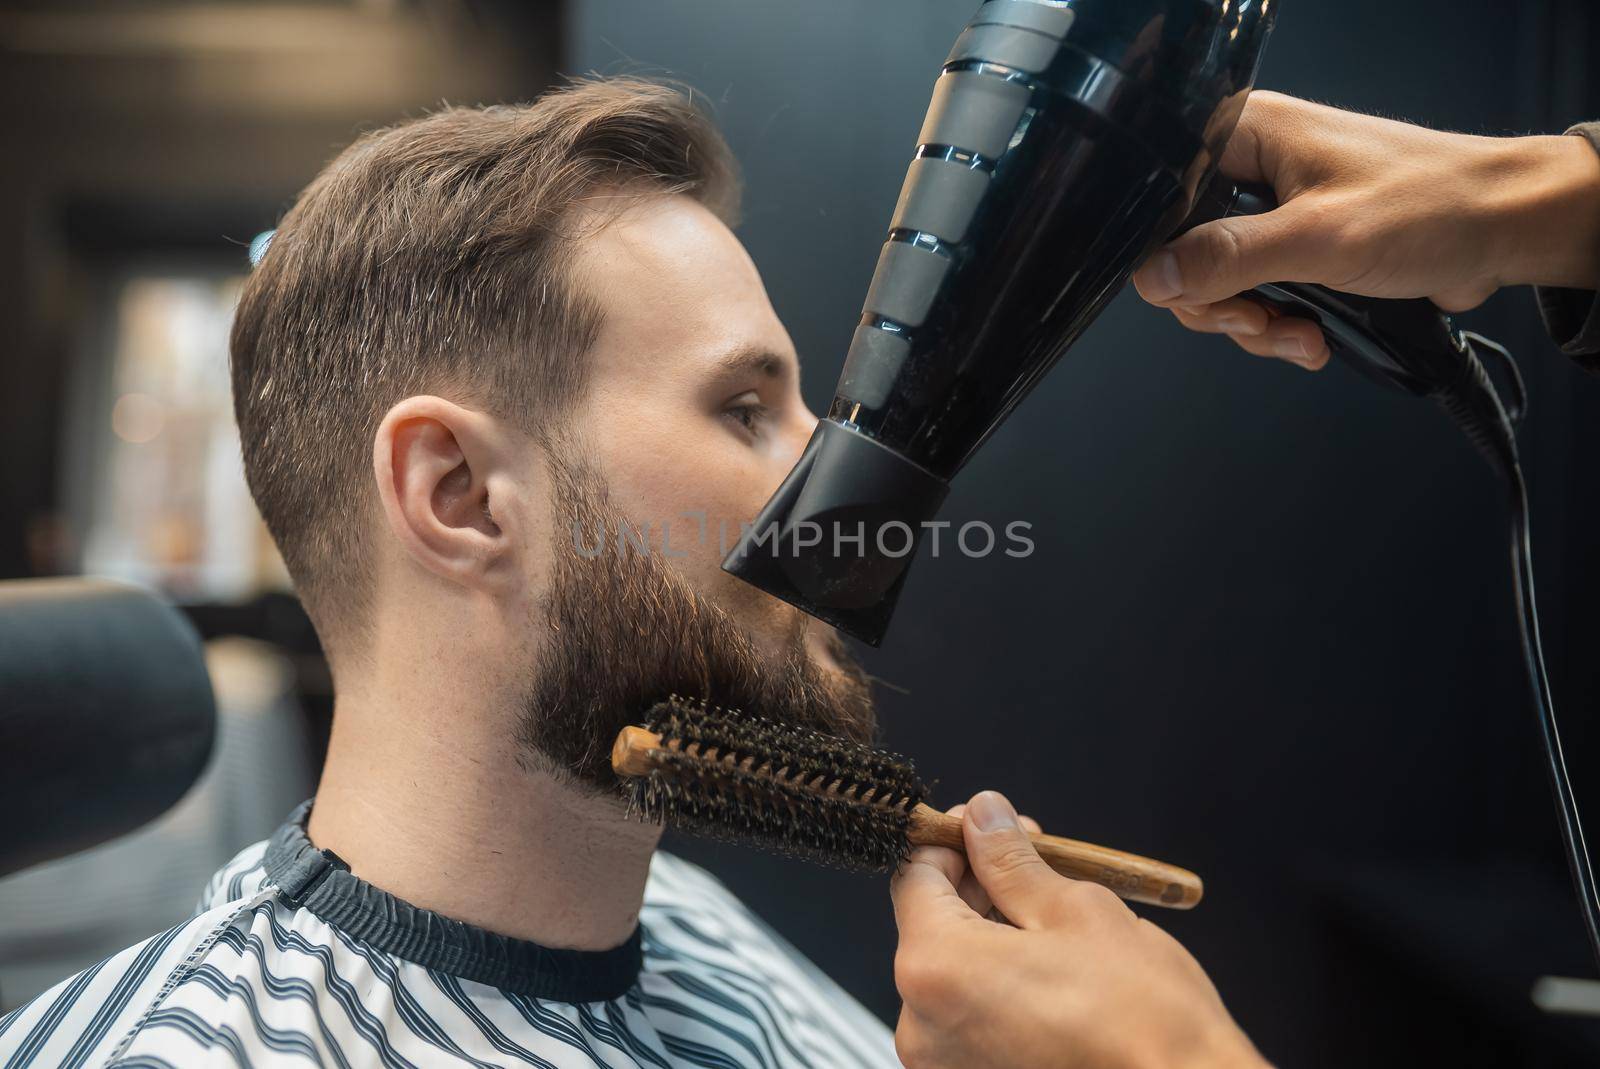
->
xmin=909 ymin=804 xmax=1203 ymax=910
xmin=613 ymin=727 xmax=1202 ymax=909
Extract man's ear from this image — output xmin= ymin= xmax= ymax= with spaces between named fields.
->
xmin=372 ymin=395 xmax=517 ymax=592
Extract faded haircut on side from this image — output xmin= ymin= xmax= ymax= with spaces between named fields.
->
xmin=230 ymin=77 xmax=740 ymax=664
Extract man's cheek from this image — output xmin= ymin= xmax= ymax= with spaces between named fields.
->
xmin=610 ymin=451 xmax=752 ymax=530
xmin=806 ymin=627 xmax=846 ymax=674
xmin=696 ymin=563 xmax=806 ymax=649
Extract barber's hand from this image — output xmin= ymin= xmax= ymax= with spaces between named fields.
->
xmin=1131 ymin=91 xmax=1600 ymax=370
xmin=890 ymin=791 xmax=1267 ymax=1069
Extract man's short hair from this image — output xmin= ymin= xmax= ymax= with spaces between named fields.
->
xmin=230 ymin=78 xmax=740 ymax=659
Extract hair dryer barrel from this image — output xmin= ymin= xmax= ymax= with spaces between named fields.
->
xmin=843 ymin=0 xmax=1272 ymax=477
xmin=725 ymin=0 xmax=1276 ymax=644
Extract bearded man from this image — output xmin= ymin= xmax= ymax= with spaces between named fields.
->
xmin=0 ymin=78 xmax=900 ymax=1068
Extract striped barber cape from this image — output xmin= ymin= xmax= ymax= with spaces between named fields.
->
xmin=0 ymin=802 xmax=899 ymax=1068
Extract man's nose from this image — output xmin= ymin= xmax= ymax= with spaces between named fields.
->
xmin=779 ymin=408 xmax=821 ymax=470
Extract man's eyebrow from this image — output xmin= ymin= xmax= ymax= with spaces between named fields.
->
xmin=712 ymin=345 xmax=795 ymax=381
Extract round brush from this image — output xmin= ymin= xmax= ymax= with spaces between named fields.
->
xmin=612 ymin=696 xmax=1202 ymax=909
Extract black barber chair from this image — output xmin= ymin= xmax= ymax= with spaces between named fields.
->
xmin=0 ymin=578 xmax=216 ymax=880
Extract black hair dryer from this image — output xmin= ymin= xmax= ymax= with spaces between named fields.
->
xmin=723 ymin=0 xmax=1516 ymax=646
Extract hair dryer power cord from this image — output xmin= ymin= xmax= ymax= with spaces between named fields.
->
xmin=1432 ymin=337 xmax=1600 ymax=973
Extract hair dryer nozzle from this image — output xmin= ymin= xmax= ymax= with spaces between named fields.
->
xmin=721 ymin=420 xmax=949 ymax=646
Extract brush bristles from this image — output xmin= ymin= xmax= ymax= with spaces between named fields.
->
xmin=624 ymin=696 xmax=929 ymax=873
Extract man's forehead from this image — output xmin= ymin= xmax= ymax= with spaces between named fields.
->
xmin=572 ymin=194 xmax=798 ymax=381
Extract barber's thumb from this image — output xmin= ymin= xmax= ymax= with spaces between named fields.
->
xmin=1132 ymin=211 xmax=1306 ymax=309
xmin=962 ymin=791 xmax=1059 ymax=928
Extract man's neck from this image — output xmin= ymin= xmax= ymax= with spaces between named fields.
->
xmin=306 ymin=690 xmax=661 ymax=952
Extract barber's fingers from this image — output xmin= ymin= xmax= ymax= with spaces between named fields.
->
xmin=1433 ymin=279 xmax=1500 ymax=313
xmin=891 ymin=831 xmax=976 ymax=942
xmin=961 ymin=791 xmax=1104 ymax=930
xmin=1215 ymin=90 xmax=1313 ymax=190
xmin=1225 ymin=317 xmax=1331 ymax=368
xmin=1171 ymin=303 xmax=1331 ymax=370
xmin=942 ymin=804 xmax=990 ymax=916
xmin=1170 ymin=297 xmax=1271 ymax=337
xmin=1215 ymin=103 xmax=1274 ymax=186
xmin=1133 ymin=203 xmax=1322 ymax=309
xmin=947 ymin=804 xmax=1042 ymax=919
xmin=947 ymin=802 xmax=1044 ymax=839
xmin=1135 ymin=93 xmax=1353 ymax=311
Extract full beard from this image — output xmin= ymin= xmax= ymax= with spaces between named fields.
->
xmin=518 ymin=449 xmax=877 ymax=790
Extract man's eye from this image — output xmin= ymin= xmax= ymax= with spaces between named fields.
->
xmin=722 ymin=395 xmax=769 ymax=434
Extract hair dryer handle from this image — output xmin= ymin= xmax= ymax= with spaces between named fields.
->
xmin=1178 ymin=179 xmax=1470 ymax=398
xmin=1179 ymin=176 xmax=1524 ymax=478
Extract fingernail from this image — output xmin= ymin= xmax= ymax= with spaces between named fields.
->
xmin=1142 ymin=251 xmax=1183 ymax=302
xmin=1217 ymin=314 xmax=1260 ymax=336
xmin=1272 ymin=336 xmax=1310 ymax=361
xmin=969 ymin=791 xmax=1019 ymax=833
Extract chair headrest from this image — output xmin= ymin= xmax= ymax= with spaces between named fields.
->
xmin=0 ymin=578 xmax=216 ymax=878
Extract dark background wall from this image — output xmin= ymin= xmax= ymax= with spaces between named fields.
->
xmin=567 ymin=2 xmax=1600 ymax=1065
